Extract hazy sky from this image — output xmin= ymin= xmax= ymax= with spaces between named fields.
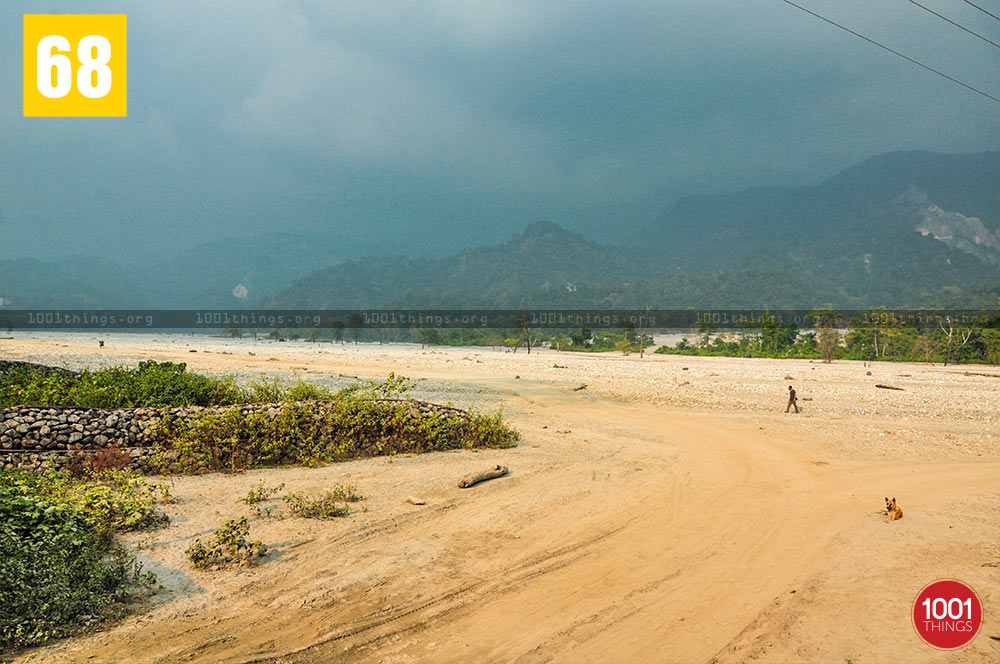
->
xmin=2 ymin=0 xmax=998 ymax=263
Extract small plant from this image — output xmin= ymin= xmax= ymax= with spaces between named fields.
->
xmin=329 ymin=484 xmax=364 ymax=503
xmin=240 ymin=482 xmax=284 ymax=517
xmin=241 ymin=482 xmax=285 ymax=506
xmin=283 ymin=491 xmax=353 ymax=519
xmin=185 ymin=517 xmax=266 ymax=570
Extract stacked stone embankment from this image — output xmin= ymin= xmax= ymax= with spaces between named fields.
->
xmin=0 ymin=399 xmax=469 ymax=472
xmin=0 ymin=360 xmax=79 ymax=377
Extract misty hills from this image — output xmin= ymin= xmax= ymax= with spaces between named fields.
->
xmin=0 ymin=232 xmax=391 ymax=309
xmin=649 ymin=150 xmax=999 ymax=268
xmin=2 ymin=151 xmax=998 ymax=311
xmin=268 ymin=151 xmax=1000 ymax=309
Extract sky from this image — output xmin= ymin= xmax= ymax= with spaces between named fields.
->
xmin=1 ymin=0 xmax=998 ymax=264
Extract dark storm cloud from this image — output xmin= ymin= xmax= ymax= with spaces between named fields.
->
xmin=1 ymin=0 xmax=998 ymax=261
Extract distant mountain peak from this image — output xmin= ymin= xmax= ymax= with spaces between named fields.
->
xmin=520 ymin=220 xmax=571 ymax=238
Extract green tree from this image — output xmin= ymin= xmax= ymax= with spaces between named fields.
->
xmin=331 ymin=321 xmax=344 ymax=343
xmin=418 ymin=329 xmax=443 ymax=347
xmin=570 ymin=328 xmax=593 ymax=348
xmin=349 ymin=314 xmax=364 ymax=344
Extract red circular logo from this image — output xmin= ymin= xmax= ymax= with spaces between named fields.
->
xmin=912 ymin=579 xmax=983 ymax=650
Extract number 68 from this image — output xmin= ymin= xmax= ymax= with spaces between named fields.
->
xmin=37 ymin=35 xmax=112 ymax=99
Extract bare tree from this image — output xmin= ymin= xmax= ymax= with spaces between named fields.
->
xmin=808 ymin=308 xmax=843 ymax=363
xmin=520 ymin=312 xmax=532 ymax=354
xmin=939 ymin=316 xmax=974 ymax=366
xmin=636 ymin=307 xmax=651 ymax=358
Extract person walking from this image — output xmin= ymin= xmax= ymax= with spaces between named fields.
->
xmin=785 ymin=385 xmax=799 ymax=413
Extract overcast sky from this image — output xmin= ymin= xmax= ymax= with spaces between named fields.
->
xmin=2 ymin=0 xmax=998 ymax=263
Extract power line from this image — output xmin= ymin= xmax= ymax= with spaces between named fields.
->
xmin=905 ymin=0 xmax=1000 ymax=50
xmin=780 ymin=0 xmax=1000 ymax=105
xmin=961 ymin=0 xmax=1000 ymax=23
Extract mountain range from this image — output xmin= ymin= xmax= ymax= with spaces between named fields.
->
xmin=3 ymin=151 xmax=998 ymax=311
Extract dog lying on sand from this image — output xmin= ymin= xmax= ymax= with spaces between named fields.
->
xmin=881 ymin=497 xmax=903 ymax=522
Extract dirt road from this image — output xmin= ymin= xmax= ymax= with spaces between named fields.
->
xmin=5 ymin=336 xmax=999 ymax=663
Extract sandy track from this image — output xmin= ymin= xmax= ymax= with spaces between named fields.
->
xmin=4 ymin=336 xmax=999 ymax=663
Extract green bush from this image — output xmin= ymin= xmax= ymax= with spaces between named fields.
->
xmin=245 ymin=376 xmax=284 ymax=403
xmin=155 ymin=375 xmax=518 ymax=473
xmin=0 ymin=360 xmax=244 ymax=408
xmin=1 ymin=361 xmax=387 ymax=408
xmin=282 ymin=491 xmax=352 ymax=519
xmin=240 ymin=482 xmax=285 ymax=507
xmin=0 ymin=485 xmax=155 ymax=652
xmin=185 ymin=517 xmax=266 ymax=570
xmin=283 ymin=379 xmax=335 ymax=402
xmin=0 ymin=469 xmax=170 ymax=535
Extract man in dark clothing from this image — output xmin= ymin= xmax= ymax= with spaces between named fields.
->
xmin=785 ymin=385 xmax=799 ymax=413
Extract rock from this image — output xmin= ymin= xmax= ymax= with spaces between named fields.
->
xmin=68 ymin=432 xmax=83 ymax=443
xmin=406 ymin=496 xmax=427 ymax=505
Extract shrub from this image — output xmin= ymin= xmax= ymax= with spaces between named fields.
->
xmin=328 ymin=484 xmax=364 ymax=503
xmin=0 ymin=469 xmax=170 ymax=535
xmin=0 ymin=360 xmax=244 ymax=408
xmin=241 ymin=482 xmax=285 ymax=506
xmin=246 ymin=376 xmax=284 ymax=403
xmin=155 ymin=375 xmax=518 ymax=473
xmin=240 ymin=482 xmax=285 ymax=517
xmin=185 ymin=517 xmax=266 ymax=570
xmin=284 ymin=379 xmax=335 ymax=402
xmin=282 ymin=491 xmax=352 ymax=519
xmin=68 ymin=446 xmax=133 ymax=478
xmin=0 ymin=485 xmax=155 ymax=652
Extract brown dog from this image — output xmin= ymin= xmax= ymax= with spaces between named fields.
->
xmin=882 ymin=497 xmax=903 ymax=522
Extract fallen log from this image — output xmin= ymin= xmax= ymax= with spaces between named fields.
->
xmin=573 ymin=384 xmax=588 ymax=391
xmin=875 ymin=384 xmax=904 ymax=391
xmin=458 ymin=465 xmax=509 ymax=488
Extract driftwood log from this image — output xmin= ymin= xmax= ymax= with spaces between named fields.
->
xmin=875 ymin=384 xmax=904 ymax=391
xmin=458 ymin=465 xmax=509 ymax=488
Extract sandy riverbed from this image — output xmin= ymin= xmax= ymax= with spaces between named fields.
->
xmin=3 ymin=333 xmax=999 ymax=663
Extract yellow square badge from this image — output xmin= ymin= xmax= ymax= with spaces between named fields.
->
xmin=23 ymin=14 xmax=127 ymax=117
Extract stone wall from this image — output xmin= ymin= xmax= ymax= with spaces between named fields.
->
xmin=2 ymin=404 xmax=191 ymax=472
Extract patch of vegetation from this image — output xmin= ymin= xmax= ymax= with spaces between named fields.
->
xmin=0 ymin=360 xmax=245 ymax=408
xmin=656 ymin=307 xmax=1000 ymax=365
xmin=241 ymin=482 xmax=285 ymax=507
xmin=283 ymin=378 xmax=336 ymax=402
xmin=185 ymin=517 xmax=266 ymax=570
xmin=281 ymin=485 xmax=363 ymax=519
xmin=0 ymin=469 xmax=165 ymax=653
xmin=327 ymin=484 xmax=364 ymax=503
xmin=282 ymin=491 xmax=352 ymax=519
xmin=240 ymin=482 xmax=285 ymax=517
xmin=68 ymin=445 xmax=134 ymax=477
xmin=1 ymin=361 xmax=379 ymax=408
xmin=0 ymin=468 xmax=170 ymax=535
xmin=156 ymin=374 xmax=518 ymax=473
